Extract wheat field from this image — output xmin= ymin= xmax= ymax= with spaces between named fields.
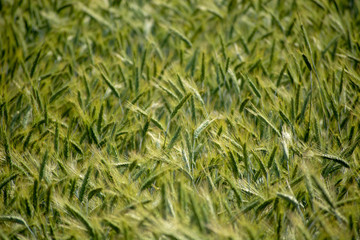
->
xmin=0 ymin=0 xmax=360 ymax=239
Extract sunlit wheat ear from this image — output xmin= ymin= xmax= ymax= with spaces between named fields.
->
xmin=281 ymin=125 xmax=292 ymax=160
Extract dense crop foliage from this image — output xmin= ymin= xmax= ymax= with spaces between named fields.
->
xmin=1 ymin=0 xmax=360 ymax=239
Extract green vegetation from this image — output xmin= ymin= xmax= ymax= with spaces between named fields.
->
xmin=1 ymin=0 xmax=360 ymax=239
